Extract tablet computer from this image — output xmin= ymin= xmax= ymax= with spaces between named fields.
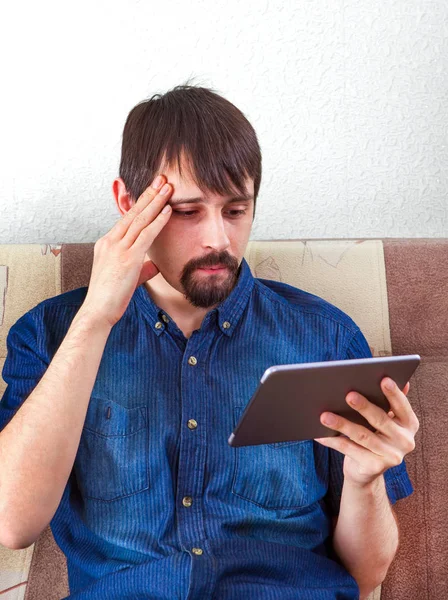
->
xmin=228 ymin=354 xmax=420 ymax=447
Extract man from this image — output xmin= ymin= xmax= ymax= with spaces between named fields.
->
xmin=0 ymin=84 xmax=418 ymax=599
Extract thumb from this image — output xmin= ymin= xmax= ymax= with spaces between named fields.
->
xmin=137 ymin=260 xmax=160 ymax=287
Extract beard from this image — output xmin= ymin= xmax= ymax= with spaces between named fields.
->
xmin=180 ymin=251 xmax=240 ymax=308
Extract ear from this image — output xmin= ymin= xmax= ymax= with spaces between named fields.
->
xmin=112 ymin=178 xmax=136 ymax=216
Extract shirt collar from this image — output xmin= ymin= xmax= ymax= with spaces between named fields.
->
xmin=133 ymin=257 xmax=254 ymax=338
xmin=215 ymin=258 xmax=254 ymax=336
xmin=134 ymin=284 xmax=166 ymax=336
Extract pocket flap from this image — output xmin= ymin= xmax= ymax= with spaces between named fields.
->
xmin=83 ymin=397 xmax=146 ymax=437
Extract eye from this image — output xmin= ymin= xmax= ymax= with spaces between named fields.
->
xmin=226 ymin=209 xmax=247 ymax=218
xmin=173 ymin=210 xmax=198 ymax=217
xmin=172 ymin=208 xmax=247 ymax=218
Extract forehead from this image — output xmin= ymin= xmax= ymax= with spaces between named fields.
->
xmin=159 ymin=154 xmax=254 ymax=202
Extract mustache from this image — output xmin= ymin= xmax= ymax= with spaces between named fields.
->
xmin=184 ymin=251 xmax=239 ymax=272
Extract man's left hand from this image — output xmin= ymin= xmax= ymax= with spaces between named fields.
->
xmin=314 ymin=378 xmax=420 ymax=486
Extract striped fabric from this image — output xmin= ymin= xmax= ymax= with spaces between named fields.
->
xmin=0 ymin=239 xmax=446 ymax=599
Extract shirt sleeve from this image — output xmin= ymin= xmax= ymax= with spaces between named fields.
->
xmin=0 ymin=309 xmax=49 ymax=433
xmin=326 ymin=327 xmax=414 ymax=516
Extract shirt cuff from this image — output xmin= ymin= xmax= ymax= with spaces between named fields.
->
xmin=384 ymin=459 xmax=414 ymax=505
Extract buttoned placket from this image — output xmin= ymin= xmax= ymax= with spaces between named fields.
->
xmin=175 ymin=322 xmax=217 ymax=555
xmin=134 ymin=266 xmax=253 ymax=562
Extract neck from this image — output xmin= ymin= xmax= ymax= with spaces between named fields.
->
xmin=144 ymin=273 xmax=211 ymax=337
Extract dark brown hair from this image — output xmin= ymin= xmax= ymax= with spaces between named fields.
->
xmin=119 ymin=81 xmax=262 ymax=215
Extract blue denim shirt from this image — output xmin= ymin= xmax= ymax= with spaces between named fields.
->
xmin=0 ymin=258 xmax=413 ymax=599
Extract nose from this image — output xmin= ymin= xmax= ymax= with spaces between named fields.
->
xmin=201 ymin=212 xmax=231 ymax=253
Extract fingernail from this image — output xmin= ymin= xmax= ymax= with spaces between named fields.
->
xmin=160 ymin=183 xmax=170 ymax=195
xmin=384 ymin=378 xmax=395 ymax=391
xmin=323 ymin=413 xmax=337 ymax=426
xmin=347 ymin=393 xmax=360 ymax=406
xmin=152 ymin=175 xmax=163 ymax=189
xmin=161 ymin=204 xmax=171 ymax=214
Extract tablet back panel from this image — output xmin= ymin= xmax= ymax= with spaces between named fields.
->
xmin=229 ymin=356 xmax=420 ymax=446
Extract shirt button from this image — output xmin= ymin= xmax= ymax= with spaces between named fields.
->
xmin=187 ymin=419 xmax=198 ymax=430
xmin=188 ymin=356 xmax=198 ymax=366
xmin=182 ymin=496 xmax=193 ymax=507
xmin=222 ymin=321 xmax=231 ymax=329
xmin=192 ymin=547 xmax=203 ymax=556
xmin=161 ymin=314 xmax=169 ymax=323
xmin=155 ymin=321 xmax=163 ymax=330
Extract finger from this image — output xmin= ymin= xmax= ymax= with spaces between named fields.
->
xmin=319 ymin=411 xmax=389 ymax=456
xmin=314 ymin=434 xmax=386 ymax=472
xmin=109 ymin=175 xmax=165 ymax=241
xmin=344 ymin=391 xmax=398 ymax=437
xmin=133 ymin=201 xmax=172 ymax=251
xmin=380 ymin=378 xmax=419 ymax=433
xmin=123 ymin=183 xmax=173 ymax=248
xmin=137 ymin=260 xmax=160 ymax=286
xmin=344 ymin=389 xmax=418 ymax=455
xmin=403 ymin=382 xmax=410 ymax=396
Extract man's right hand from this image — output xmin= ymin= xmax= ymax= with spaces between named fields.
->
xmin=81 ymin=175 xmax=173 ymax=328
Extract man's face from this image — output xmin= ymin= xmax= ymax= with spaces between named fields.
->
xmin=147 ymin=164 xmax=255 ymax=308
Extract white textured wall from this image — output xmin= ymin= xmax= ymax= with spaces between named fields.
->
xmin=0 ymin=0 xmax=447 ymax=243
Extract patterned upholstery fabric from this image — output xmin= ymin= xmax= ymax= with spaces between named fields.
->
xmin=0 ymin=239 xmax=446 ymax=600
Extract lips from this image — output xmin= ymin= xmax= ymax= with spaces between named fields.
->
xmin=201 ymin=265 xmax=225 ymax=269
xmin=198 ymin=265 xmax=228 ymax=272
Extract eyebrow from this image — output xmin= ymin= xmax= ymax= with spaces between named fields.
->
xmin=169 ymin=194 xmax=254 ymax=207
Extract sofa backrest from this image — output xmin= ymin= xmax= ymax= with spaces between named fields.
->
xmin=0 ymin=240 xmax=447 ymax=600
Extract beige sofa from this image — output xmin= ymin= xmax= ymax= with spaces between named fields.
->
xmin=0 ymin=239 xmax=447 ymax=599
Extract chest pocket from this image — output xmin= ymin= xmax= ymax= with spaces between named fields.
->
xmin=74 ymin=397 xmax=149 ymax=502
xmin=231 ymin=407 xmax=323 ymax=510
